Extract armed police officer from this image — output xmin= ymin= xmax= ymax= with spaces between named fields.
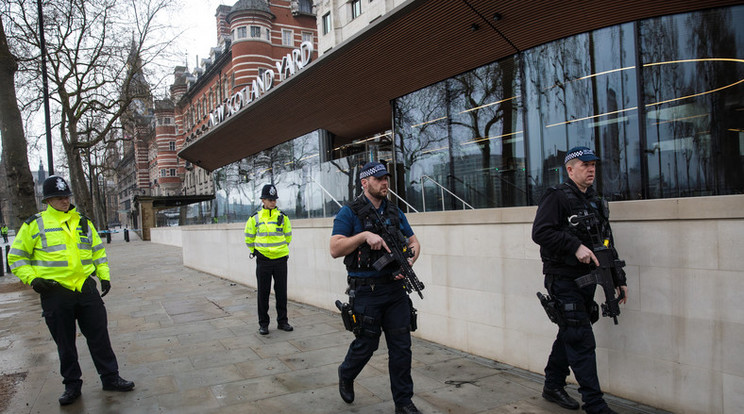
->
xmin=8 ymin=176 xmax=134 ymax=406
xmin=532 ymin=147 xmax=628 ymax=414
xmin=245 ymin=184 xmax=293 ymax=335
xmin=330 ymin=161 xmax=422 ymax=414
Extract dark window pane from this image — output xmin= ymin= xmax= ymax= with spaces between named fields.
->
xmin=521 ymin=24 xmax=640 ymax=201
xmin=639 ymin=6 xmax=744 ymax=197
xmin=394 ymin=57 xmax=525 ymax=210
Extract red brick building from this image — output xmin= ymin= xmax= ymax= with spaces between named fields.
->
xmin=116 ymin=0 xmax=316 ymax=234
xmin=164 ymin=0 xmax=317 ymax=195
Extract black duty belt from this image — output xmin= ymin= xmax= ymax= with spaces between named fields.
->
xmin=347 ymin=276 xmax=395 ymax=287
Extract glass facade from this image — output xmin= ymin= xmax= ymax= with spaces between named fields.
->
xmin=177 ymin=6 xmax=744 ymax=225
xmin=195 ymin=131 xmax=342 ymax=224
xmin=396 ymin=5 xmax=743 ymax=208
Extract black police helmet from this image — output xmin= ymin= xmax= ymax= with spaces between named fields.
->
xmin=260 ymin=184 xmax=278 ymax=200
xmin=42 ymin=175 xmax=73 ymax=201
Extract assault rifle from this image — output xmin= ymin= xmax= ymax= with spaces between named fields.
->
xmin=569 ymin=211 xmax=626 ymax=324
xmin=367 ymin=205 xmax=425 ymax=299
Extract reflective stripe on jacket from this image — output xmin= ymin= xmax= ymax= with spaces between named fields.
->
xmin=244 ymin=208 xmax=292 ymax=259
xmin=8 ymin=205 xmax=110 ymax=292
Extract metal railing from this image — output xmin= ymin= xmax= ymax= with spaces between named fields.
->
xmin=388 ymin=189 xmax=419 ymax=213
xmin=309 ymin=178 xmax=419 ymax=216
xmin=309 ymin=176 xmax=343 ymax=217
xmin=420 ymin=175 xmax=475 ymax=212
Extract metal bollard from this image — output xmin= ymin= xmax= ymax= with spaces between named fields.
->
xmin=124 ymin=228 xmax=130 ymax=242
xmin=106 ymin=231 xmax=111 ymax=244
xmin=4 ymin=245 xmax=9 ymax=274
xmin=1 ymin=245 xmax=5 ymax=276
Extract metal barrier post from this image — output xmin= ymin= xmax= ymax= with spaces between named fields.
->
xmin=4 ymin=245 xmax=10 ymax=274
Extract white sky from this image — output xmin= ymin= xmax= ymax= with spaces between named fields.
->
xmin=22 ymin=1 xmax=233 ymax=172
xmin=172 ymin=0 xmax=231 ymax=72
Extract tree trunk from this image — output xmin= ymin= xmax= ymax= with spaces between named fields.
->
xmin=61 ymin=137 xmax=94 ymax=223
xmin=0 ymin=19 xmax=39 ymax=228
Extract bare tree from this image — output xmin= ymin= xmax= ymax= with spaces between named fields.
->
xmin=0 ymin=17 xmax=38 ymax=227
xmin=448 ymin=62 xmax=516 ymax=207
xmin=4 ymin=0 xmax=175 ymax=224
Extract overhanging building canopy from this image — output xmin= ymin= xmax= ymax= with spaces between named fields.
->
xmin=134 ymin=194 xmax=215 ymax=209
xmin=179 ymin=0 xmax=739 ymax=172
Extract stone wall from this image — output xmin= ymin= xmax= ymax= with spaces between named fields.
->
xmin=150 ymin=194 xmax=744 ymax=413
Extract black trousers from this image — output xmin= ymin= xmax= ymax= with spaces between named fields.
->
xmin=40 ymin=277 xmax=119 ymax=386
xmin=338 ymin=279 xmax=413 ymax=406
xmin=255 ymin=255 xmax=288 ymax=327
xmin=544 ymin=276 xmax=608 ymax=414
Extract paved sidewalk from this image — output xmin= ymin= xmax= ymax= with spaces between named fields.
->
xmin=0 ymin=236 xmax=669 ymax=414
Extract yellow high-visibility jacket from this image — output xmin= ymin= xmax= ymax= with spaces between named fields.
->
xmin=8 ymin=205 xmax=110 ymax=292
xmin=244 ymin=208 xmax=292 ymax=259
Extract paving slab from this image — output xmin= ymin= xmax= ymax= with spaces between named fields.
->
xmin=0 ymin=237 xmax=670 ymax=414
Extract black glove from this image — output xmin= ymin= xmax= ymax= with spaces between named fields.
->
xmin=100 ymin=279 xmax=111 ymax=297
xmin=31 ymin=278 xmax=57 ymax=294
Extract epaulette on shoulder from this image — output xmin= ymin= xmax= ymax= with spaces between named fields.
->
xmin=78 ymin=213 xmax=90 ymax=234
xmin=537 ymin=186 xmax=561 ymax=204
xmin=347 ymin=195 xmax=369 ymax=215
xmin=24 ymin=213 xmax=41 ymax=225
xmin=557 ymin=182 xmax=582 ymax=198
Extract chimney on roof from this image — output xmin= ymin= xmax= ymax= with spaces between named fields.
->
xmin=216 ymin=5 xmax=232 ymax=44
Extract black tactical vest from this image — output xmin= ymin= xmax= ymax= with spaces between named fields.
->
xmin=343 ymin=196 xmax=401 ymax=272
xmin=543 ymin=182 xmax=611 ymax=269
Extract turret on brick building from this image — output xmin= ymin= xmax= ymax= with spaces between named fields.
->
xmin=114 ymin=0 xmax=316 ymax=237
xmin=173 ymin=0 xmax=317 ymax=189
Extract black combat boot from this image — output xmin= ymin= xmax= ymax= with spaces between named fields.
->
xmin=395 ymin=402 xmax=421 ymax=413
xmin=542 ymin=386 xmax=580 ymax=410
xmin=338 ymin=367 xmax=354 ymax=403
xmin=58 ymin=383 xmax=82 ymax=406
xmin=102 ymin=375 xmax=135 ymax=392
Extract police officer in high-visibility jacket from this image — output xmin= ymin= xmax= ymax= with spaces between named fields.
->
xmin=244 ymin=184 xmax=293 ymax=335
xmin=8 ymin=176 xmax=134 ymax=406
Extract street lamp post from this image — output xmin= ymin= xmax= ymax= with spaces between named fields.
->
xmin=37 ymin=0 xmax=54 ymax=175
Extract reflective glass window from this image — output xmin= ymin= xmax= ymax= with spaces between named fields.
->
xmin=639 ymin=7 xmax=744 ymax=198
xmin=251 ymin=26 xmax=262 ymax=39
xmin=322 ymin=13 xmax=331 ymax=35
xmin=522 ymin=23 xmax=640 ymax=201
xmin=394 ymin=57 xmax=524 ymax=211
xmin=179 ymin=6 xmax=744 ymax=226
xmin=351 ymin=0 xmax=361 ymax=20
xmin=282 ymin=29 xmax=293 ymax=46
